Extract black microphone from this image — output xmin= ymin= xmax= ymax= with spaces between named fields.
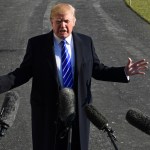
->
xmin=126 ymin=108 xmax=150 ymax=135
xmin=85 ymin=104 xmax=119 ymax=150
xmin=58 ymin=88 xmax=76 ymax=126
xmin=58 ymin=88 xmax=75 ymax=150
xmin=0 ymin=91 xmax=20 ymax=138
xmin=84 ymin=104 xmax=108 ymax=130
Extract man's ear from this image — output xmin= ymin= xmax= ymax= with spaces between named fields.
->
xmin=50 ymin=18 xmax=52 ymax=25
xmin=73 ymin=18 xmax=76 ymax=26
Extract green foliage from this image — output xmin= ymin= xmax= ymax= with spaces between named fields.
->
xmin=125 ymin=0 xmax=150 ymax=23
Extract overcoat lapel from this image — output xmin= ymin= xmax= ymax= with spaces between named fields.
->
xmin=45 ymin=31 xmax=60 ymax=89
xmin=72 ymin=32 xmax=83 ymax=77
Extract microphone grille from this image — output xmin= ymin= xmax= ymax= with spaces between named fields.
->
xmin=126 ymin=108 xmax=150 ymax=135
xmin=59 ymin=88 xmax=75 ymax=123
xmin=0 ymin=91 xmax=20 ymax=127
xmin=85 ymin=105 xmax=108 ymax=130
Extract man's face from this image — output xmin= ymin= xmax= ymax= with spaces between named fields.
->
xmin=51 ymin=13 xmax=76 ymax=39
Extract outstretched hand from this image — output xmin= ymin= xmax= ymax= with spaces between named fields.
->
xmin=125 ymin=58 xmax=149 ymax=76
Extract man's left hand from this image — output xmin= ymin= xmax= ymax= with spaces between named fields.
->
xmin=125 ymin=57 xmax=149 ymax=76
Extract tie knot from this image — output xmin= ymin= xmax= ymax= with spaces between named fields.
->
xmin=61 ymin=40 xmax=66 ymax=46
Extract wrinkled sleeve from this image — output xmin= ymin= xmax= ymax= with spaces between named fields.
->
xmin=0 ymin=39 xmax=33 ymax=94
xmin=91 ymin=40 xmax=129 ymax=83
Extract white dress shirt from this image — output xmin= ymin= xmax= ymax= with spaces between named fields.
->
xmin=53 ymin=34 xmax=75 ymax=87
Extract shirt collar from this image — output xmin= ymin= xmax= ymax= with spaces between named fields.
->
xmin=54 ymin=34 xmax=72 ymax=45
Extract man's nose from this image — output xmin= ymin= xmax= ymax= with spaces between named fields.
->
xmin=60 ymin=21 xmax=66 ymax=27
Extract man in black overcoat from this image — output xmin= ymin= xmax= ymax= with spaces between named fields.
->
xmin=0 ymin=3 xmax=148 ymax=150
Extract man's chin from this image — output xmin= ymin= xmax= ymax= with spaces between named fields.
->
xmin=58 ymin=33 xmax=69 ymax=39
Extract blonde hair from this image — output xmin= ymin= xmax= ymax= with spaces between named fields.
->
xmin=50 ymin=3 xmax=76 ymax=19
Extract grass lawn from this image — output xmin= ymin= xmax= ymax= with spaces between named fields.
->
xmin=125 ymin=0 xmax=150 ymax=23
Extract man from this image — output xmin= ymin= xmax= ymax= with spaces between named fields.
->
xmin=0 ymin=3 xmax=148 ymax=150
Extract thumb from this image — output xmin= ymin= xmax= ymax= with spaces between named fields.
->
xmin=127 ymin=57 xmax=132 ymax=67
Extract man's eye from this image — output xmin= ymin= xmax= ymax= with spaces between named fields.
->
xmin=56 ymin=21 xmax=61 ymax=24
xmin=55 ymin=20 xmax=70 ymax=24
xmin=64 ymin=20 xmax=70 ymax=23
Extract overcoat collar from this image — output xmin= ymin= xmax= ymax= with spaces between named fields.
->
xmin=44 ymin=31 xmax=60 ymax=88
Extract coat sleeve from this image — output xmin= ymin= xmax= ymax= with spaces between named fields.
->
xmin=0 ymin=39 xmax=33 ymax=94
xmin=91 ymin=39 xmax=129 ymax=83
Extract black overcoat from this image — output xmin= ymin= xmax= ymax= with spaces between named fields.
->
xmin=0 ymin=31 xmax=128 ymax=150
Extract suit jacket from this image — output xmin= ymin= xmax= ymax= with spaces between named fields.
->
xmin=0 ymin=31 xmax=128 ymax=150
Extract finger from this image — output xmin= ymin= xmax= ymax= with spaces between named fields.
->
xmin=131 ymin=62 xmax=148 ymax=69
xmin=133 ymin=63 xmax=149 ymax=69
xmin=137 ymin=66 xmax=148 ymax=71
xmin=138 ymin=62 xmax=149 ymax=67
xmin=136 ymin=71 xmax=146 ymax=75
xmin=128 ymin=57 xmax=132 ymax=64
xmin=127 ymin=57 xmax=132 ymax=68
xmin=130 ymin=66 xmax=148 ymax=75
xmin=130 ymin=70 xmax=145 ymax=76
xmin=133 ymin=59 xmax=148 ymax=66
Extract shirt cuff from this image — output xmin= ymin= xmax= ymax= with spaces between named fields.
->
xmin=124 ymin=68 xmax=130 ymax=81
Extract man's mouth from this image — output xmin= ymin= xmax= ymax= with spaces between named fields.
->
xmin=60 ymin=29 xmax=67 ymax=33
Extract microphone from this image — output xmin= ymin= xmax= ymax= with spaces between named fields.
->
xmin=85 ymin=105 xmax=119 ymax=150
xmin=84 ymin=104 xmax=108 ymax=130
xmin=58 ymin=88 xmax=76 ymax=126
xmin=0 ymin=91 xmax=20 ymax=138
xmin=126 ymin=108 xmax=150 ymax=135
xmin=58 ymin=88 xmax=76 ymax=138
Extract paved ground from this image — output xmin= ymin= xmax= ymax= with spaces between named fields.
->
xmin=0 ymin=0 xmax=150 ymax=150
